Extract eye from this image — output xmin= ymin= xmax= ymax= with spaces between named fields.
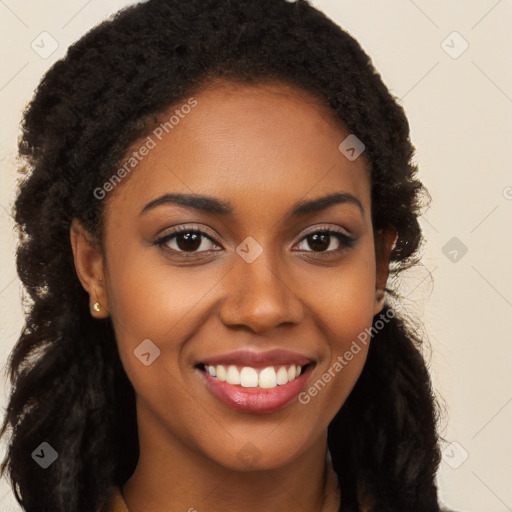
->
xmin=154 ymin=225 xmax=356 ymax=260
xmin=294 ymin=227 xmax=356 ymax=257
xmin=154 ymin=225 xmax=220 ymax=258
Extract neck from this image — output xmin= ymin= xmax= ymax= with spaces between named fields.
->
xmin=122 ymin=407 xmax=340 ymax=512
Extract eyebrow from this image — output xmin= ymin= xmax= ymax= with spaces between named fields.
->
xmin=140 ymin=191 xmax=364 ymax=218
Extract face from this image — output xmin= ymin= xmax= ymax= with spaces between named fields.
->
xmin=72 ymin=79 xmax=393 ymax=472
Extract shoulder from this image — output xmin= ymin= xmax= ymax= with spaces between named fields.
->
xmin=439 ymin=505 xmax=466 ymax=512
xmin=97 ymin=486 xmax=129 ymax=512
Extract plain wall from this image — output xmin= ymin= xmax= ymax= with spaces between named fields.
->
xmin=1 ymin=1 xmax=511 ymax=510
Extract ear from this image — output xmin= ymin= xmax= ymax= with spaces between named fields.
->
xmin=373 ymin=227 xmax=398 ymax=315
xmin=70 ymin=219 xmax=109 ymax=318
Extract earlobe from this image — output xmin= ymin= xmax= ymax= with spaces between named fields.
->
xmin=373 ymin=288 xmax=386 ymax=316
xmin=70 ymin=219 xmax=109 ymax=318
xmin=373 ymin=228 xmax=398 ymax=315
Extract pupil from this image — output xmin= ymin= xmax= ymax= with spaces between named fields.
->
xmin=309 ymin=233 xmax=329 ymax=252
xmin=177 ymin=232 xmax=201 ymax=252
xmin=175 ymin=232 xmax=331 ymax=253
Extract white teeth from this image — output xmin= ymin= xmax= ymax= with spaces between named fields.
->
xmin=204 ymin=363 xmax=305 ymax=388
xmin=276 ymin=366 xmax=289 ymax=385
xmin=240 ymin=367 xmax=259 ymax=387
xmin=259 ymin=366 xmax=277 ymax=388
xmin=216 ymin=364 xmax=227 ymax=381
xmin=226 ymin=365 xmax=241 ymax=385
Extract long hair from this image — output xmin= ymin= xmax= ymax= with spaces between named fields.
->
xmin=0 ymin=1 xmax=441 ymax=510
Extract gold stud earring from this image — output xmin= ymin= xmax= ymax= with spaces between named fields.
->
xmin=92 ymin=302 xmax=101 ymax=313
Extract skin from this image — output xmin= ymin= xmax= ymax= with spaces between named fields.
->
xmin=71 ymin=79 xmax=396 ymax=512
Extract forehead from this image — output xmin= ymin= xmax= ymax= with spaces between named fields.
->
xmin=105 ymin=80 xmax=371 ymax=220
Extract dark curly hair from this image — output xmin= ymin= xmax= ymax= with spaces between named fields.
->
xmin=0 ymin=0 xmax=443 ymax=511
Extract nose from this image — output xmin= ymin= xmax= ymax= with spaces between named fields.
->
xmin=218 ymin=248 xmax=305 ymax=334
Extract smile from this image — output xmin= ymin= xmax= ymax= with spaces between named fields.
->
xmin=195 ymin=349 xmax=315 ymax=414
xmin=198 ymin=363 xmax=306 ymax=388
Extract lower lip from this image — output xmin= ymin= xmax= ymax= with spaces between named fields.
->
xmin=198 ymin=365 xmax=313 ymax=414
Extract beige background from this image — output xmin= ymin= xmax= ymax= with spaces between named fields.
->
xmin=1 ymin=1 xmax=511 ymax=510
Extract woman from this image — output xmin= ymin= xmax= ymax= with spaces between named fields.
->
xmin=0 ymin=0 xmax=451 ymax=510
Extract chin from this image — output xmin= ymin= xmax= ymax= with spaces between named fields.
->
xmin=202 ymin=430 xmax=317 ymax=473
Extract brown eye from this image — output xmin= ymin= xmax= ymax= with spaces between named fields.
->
xmin=295 ymin=228 xmax=356 ymax=256
xmin=304 ymin=233 xmax=331 ymax=252
xmin=155 ymin=227 xmax=220 ymax=257
xmin=173 ymin=231 xmax=202 ymax=252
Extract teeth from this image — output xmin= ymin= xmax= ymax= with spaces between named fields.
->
xmin=203 ymin=363 xmax=305 ymax=388
xmin=226 ymin=365 xmax=241 ymax=385
xmin=276 ymin=366 xmax=289 ymax=385
xmin=216 ymin=365 xmax=227 ymax=381
xmin=240 ymin=367 xmax=258 ymax=387
xmin=259 ymin=366 xmax=277 ymax=388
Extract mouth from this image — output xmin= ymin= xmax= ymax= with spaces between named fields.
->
xmin=194 ymin=350 xmax=315 ymax=414
xmin=195 ymin=362 xmax=313 ymax=388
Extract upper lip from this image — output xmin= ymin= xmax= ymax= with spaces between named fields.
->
xmin=199 ymin=349 xmax=313 ymax=368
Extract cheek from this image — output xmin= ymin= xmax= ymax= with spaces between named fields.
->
xmin=104 ymin=258 xmax=211 ymax=435
xmin=309 ymin=243 xmax=377 ymax=351
xmin=105 ymin=224 xmax=218 ymax=333
xmin=296 ymin=245 xmax=376 ymax=418
xmin=103 ymin=243 xmax=228 ymax=380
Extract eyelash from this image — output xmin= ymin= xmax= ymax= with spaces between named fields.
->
xmin=154 ymin=225 xmax=356 ymax=259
